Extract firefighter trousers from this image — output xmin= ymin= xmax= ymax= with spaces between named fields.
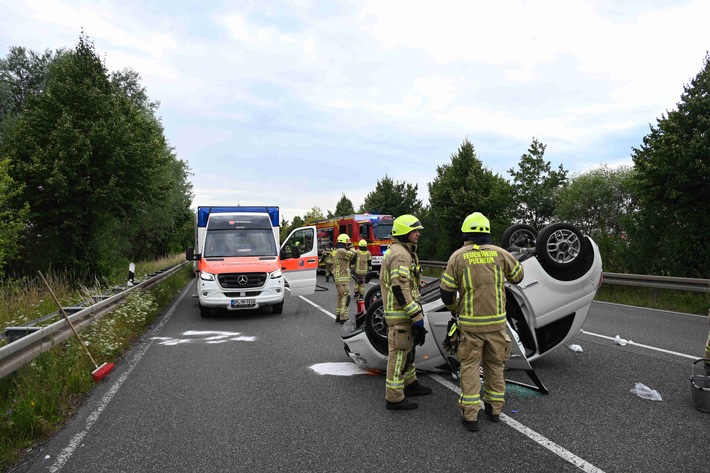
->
xmin=354 ymin=274 xmax=366 ymax=297
xmin=457 ymin=328 xmax=511 ymax=421
xmin=385 ymin=324 xmax=417 ymax=402
xmin=335 ymin=282 xmax=350 ymax=321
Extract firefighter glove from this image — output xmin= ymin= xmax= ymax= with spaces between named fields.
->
xmin=442 ymin=317 xmax=459 ymax=354
xmin=412 ymin=320 xmax=427 ymax=347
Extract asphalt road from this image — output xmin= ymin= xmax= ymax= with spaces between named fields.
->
xmin=11 ymin=276 xmax=709 ymax=473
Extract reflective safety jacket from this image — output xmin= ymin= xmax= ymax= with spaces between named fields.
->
xmin=440 ymin=243 xmax=524 ymax=333
xmin=322 ymin=248 xmax=335 ymax=265
xmin=353 ymin=249 xmax=372 ymax=275
xmin=380 ymin=239 xmax=423 ymax=325
xmin=334 ymin=247 xmax=356 ymax=283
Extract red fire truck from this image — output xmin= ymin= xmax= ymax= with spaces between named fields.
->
xmin=314 ymin=214 xmax=394 ymax=271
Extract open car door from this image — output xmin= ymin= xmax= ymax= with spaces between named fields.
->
xmin=280 ymin=226 xmax=318 ymax=296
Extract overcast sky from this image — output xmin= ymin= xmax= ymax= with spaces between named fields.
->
xmin=1 ymin=0 xmax=708 ymax=222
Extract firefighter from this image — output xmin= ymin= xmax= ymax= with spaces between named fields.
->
xmin=381 ymin=214 xmax=432 ymax=410
xmin=321 ymin=242 xmax=335 ymax=282
xmin=334 ymin=234 xmax=356 ymax=323
xmin=439 ymin=212 xmax=524 ymax=431
xmin=352 ymin=239 xmax=372 ymax=298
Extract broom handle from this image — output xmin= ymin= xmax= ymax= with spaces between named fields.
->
xmin=38 ymin=271 xmax=99 ymax=369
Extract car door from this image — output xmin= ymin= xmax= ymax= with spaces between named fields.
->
xmin=280 ymin=226 xmax=318 ymax=296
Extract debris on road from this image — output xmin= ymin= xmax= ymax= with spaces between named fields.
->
xmin=630 ymin=382 xmax=662 ymax=401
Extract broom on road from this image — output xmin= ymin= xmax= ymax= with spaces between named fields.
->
xmin=38 ymin=271 xmax=115 ymax=382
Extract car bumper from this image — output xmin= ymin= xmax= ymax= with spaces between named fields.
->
xmin=197 ymin=277 xmax=285 ymax=309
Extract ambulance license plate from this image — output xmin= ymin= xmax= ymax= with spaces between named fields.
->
xmin=230 ymin=298 xmax=256 ymax=309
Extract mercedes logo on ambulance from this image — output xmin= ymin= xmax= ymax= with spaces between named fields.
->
xmin=237 ymin=275 xmax=248 ymax=286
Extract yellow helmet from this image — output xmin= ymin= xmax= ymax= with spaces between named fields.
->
xmin=461 ymin=212 xmax=490 ymax=234
xmin=392 ymin=214 xmax=423 ymax=236
xmin=337 ymin=234 xmax=351 ymax=244
xmin=358 ymin=239 xmax=367 ymax=248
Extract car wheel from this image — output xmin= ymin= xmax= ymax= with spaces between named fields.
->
xmin=199 ymin=304 xmax=212 ymax=318
xmin=272 ymin=301 xmax=284 ymax=314
xmin=536 ymin=223 xmax=587 ymax=271
xmin=365 ymin=299 xmax=388 ymax=355
xmin=500 ymin=224 xmax=538 ymax=250
xmin=364 ymin=285 xmax=381 ymax=310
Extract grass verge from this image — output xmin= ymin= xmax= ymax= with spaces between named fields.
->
xmin=593 ymin=284 xmax=709 ymax=316
xmin=0 ymin=262 xmax=191 ymax=472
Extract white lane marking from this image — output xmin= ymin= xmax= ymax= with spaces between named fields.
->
xmin=429 ymin=374 xmax=605 ymax=473
xmin=310 ymin=362 xmax=373 ymax=376
xmin=581 ymin=330 xmax=698 ymax=360
xmin=48 ymin=282 xmax=192 ymax=472
xmin=299 ymin=295 xmax=337 ymax=320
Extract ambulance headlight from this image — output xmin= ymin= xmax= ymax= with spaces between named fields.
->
xmin=270 ymin=270 xmax=282 ymax=279
xmin=200 ymin=271 xmax=215 ymax=281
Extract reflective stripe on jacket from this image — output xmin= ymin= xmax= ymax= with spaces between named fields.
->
xmin=323 ymin=249 xmax=334 ymax=265
xmin=380 ymin=240 xmax=422 ymax=324
xmin=440 ymin=243 xmax=523 ymax=332
xmin=334 ymin=248 xmax=355 ymax=283
xmin=354 ymin=249 xmax=372 ymax=275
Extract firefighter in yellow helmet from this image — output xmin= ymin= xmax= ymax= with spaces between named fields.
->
xmin=381 ymin=214 xmax=432 ymax=410
xmin=333 ymin=233 xmax=356 ymax=323
xmin=440 ymin=212 xmax=524 ymax=431
xmin=321 ymin=242 xmax=335 ymax=282
xmin=352 ymin=239 xmax=372 ymax=299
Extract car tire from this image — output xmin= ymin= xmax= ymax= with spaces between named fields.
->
xmin=365 ymin=299 xmax=389 ymax=355
xmin=199 ymin=304 xmax=212 ymax=318
xmin=364 ymin=285 xmax=381 ymax=310
xmin=500 ymin=224 xmax=538 ymax=250
xmin=272 ymin=301 xmax=284 ymax=314
xmin=536 ymin=223 xmax=593 ymax=280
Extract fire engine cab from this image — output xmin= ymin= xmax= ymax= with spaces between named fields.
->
xmin=314 ymin=214 xmax=394 ymax=271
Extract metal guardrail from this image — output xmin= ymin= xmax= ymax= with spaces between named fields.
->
xmin=0 ymin=262 xmax=188 ymax=379
xmin=420 ymin=261 xmax=710 ymax=293
xmin=601 ymin=272 xmax=710 ymax=293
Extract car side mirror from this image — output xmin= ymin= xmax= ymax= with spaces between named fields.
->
xmin=186 ymin=247 xmax=194 ymax=260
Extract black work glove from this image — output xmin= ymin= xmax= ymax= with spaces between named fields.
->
xmin=412 ymin=320 xmax=428 ymax=347
xmin=442 ymin=317 xmax=459 ymax=354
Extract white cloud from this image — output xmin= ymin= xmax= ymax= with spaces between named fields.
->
xmin=1 ymin=0 xmax=708 ymax=222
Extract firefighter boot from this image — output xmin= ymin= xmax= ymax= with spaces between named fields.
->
xmin=462 ymin=417 xmax=479 ymax=432
xmin=403 ymin=380 xmax=433 ymax=397
xmin=484 ymin=402 xmax=500 ymax=422
xmin=386 ymin=398 xmax=418 ymax=410
xmin=462 ymin=411 xmax=481 ymax=432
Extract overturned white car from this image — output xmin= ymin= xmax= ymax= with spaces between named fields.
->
xmin=341 ymin=223 xmax=603 ymax=393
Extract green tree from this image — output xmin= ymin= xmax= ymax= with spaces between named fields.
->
xmin=630 ymin=53 xmax=710 ymax=277
xmin=0 ymin=157 xmax=29 ymax=276
xmin=359 ymin=175 xmax=423 ymax=217
xmin=334 ymin=193 xmax=355 ymax=216
xmin=428 ymin=138 xmax=514 ymax=260
xmin=302 ymin=206 xmax=326 ymax=225
xmin=2 ymin=34 xmax=192 ymax=278
xmin=507 ymin=138 xmax=568 ymax=228
xmin=556 ymin=165 xmax=637 ymax=272
xmin=0 ymin=46 xmax=64 ymax=124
